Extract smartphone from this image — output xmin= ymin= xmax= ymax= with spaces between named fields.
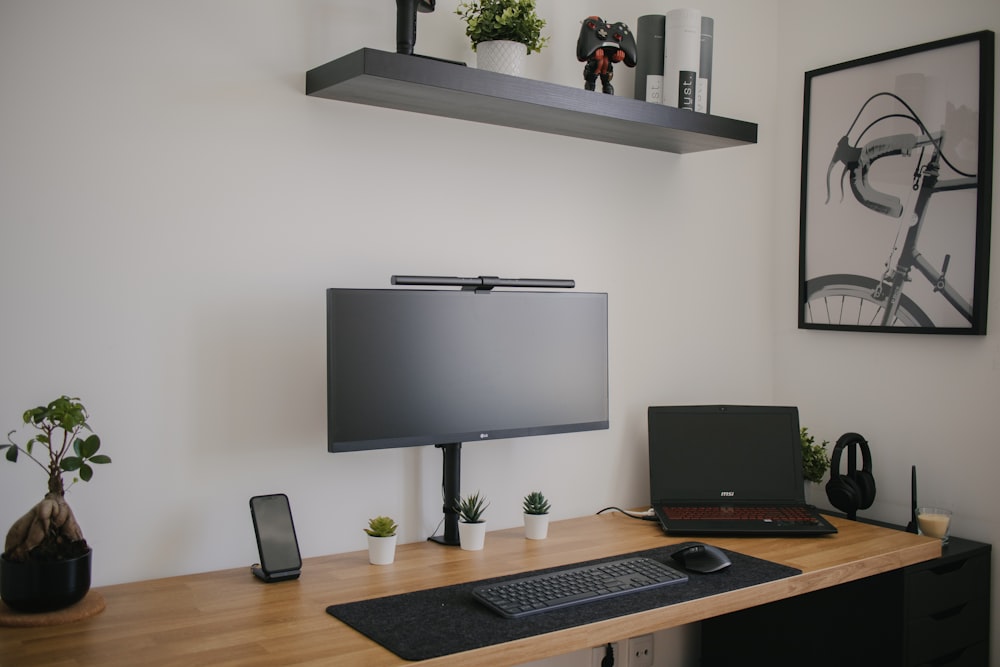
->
xmin=249 ymin=493 xmax=302 ymax=582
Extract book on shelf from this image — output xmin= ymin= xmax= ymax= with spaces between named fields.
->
xmin=634 ymin=14 xmax=665 ymax=103
xmin=663 ymin=8 xmax=701 ymax=110
xmin=696 ymin=16 xmax=713 ymax=113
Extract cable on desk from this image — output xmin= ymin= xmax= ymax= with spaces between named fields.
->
xmin=596 ymin=507 xmax=657 ymax=521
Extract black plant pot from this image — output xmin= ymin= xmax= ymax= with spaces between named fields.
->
xmin=0 ymin=548 xmax=92 ymax=612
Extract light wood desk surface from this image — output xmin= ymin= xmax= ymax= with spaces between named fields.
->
xmin=0 ymin=512 xmax=940 ymax=667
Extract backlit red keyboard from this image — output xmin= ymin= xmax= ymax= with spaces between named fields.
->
xmin=661 ymin=505 xmax=818 ymax=522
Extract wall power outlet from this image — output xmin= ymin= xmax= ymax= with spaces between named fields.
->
xmin=628 ymin=634 xmax=654 ymax=667
xmin=590 ymin=641 xmax=622 ymax=667
xmin=590 ymin=635 xmax=654 ymax=667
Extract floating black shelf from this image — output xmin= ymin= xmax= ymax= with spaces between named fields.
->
xmin=306 ymin=48 xmax=758 ymax=154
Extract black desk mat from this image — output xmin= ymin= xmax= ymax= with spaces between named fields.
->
xmin=326 ymin=542 xmax=801 ymax=661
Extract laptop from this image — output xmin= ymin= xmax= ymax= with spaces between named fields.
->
xmin=647 ymin=405 xmax=837 ymax=536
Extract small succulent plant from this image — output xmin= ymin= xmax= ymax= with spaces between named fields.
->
xmin=522 ymin=491 xmax=550 ymax=515
xmin=454 ymin=491 xmax=489 ymax=523
xmin=364 ymin=515 xmax=398 ymax=538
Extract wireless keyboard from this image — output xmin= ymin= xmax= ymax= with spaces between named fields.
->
xmin=471 ymin=556 xmax=688 ymax=619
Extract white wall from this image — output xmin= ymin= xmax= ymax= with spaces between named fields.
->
xmin=0 ymin=0 xmax=776 ymax=581
xmin=1 ymin=1 xmax=997 ymax=666
xmin=771 ymin=0 xmax=1000 ymax=662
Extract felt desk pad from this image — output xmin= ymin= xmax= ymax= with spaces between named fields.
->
xmin=326 ymin=542 xmax=801 ymax=661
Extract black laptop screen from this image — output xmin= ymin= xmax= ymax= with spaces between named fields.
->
xmin=648 ymin=405 xmax=804 ymax=503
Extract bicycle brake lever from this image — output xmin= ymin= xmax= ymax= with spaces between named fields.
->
xmin=850 ymin=134 xmax=918 ymax=218
xmin=825 ymin=135 xmax=861 ymax=205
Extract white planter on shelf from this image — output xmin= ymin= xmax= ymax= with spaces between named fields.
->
xmin=523 ymin=513 xmax=549 ymax=540
xmin=367 ymin=535 xmax=397 ymax=565
xmin=458 ymin=521 xmax=487 ymax=551
xmin=476 ymin=40 xmax=527 ymax=76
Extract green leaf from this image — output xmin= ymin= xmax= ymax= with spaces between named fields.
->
xmin=4 ymin=446 xmax=17 ymax=462
xmin=78 ymin=434 xmax=101 ymax=458
xmin=79 ymin=463 xmax=93 ymax=482
xmin=61 ymin=456 xmax=83 ymax=471
xmin=88 ymin=454 xmax=111 ymax=465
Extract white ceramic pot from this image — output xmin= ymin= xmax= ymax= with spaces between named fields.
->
xmin=476 ymin=40 xmax=527 ymax=76
xmin=523 ymin=513 xmax=549 ymax=540
xmin=367 ymin=534 xmax=397 ymax=565
xmin=458 ymin=521 xmax=487 ymax=551
xmin=804 ymin=482 xmax=824 ymax=507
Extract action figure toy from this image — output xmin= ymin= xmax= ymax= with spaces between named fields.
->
xmin=576 ymin=16 xmax=637 ymax=95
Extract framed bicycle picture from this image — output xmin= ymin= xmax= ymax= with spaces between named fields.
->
xmin=799 ymin=31 xmax=994 ymax=334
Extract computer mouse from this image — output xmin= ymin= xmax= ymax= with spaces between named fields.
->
xmin=670 ymin=543 xmax=732 ymax=573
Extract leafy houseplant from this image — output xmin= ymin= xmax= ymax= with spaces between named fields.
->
xmin=364 ymin=515 xmax=398 ymax=565
xmin=454 ymin=491 xmax=489 ymax=551
xmin=522 ymin=491 xmax=550 ymax=540
xmin=801 ymin=427 xmax=830 ymax=484
xmin=1 ymin=396 xmax=111 ymax=611
xmin=455 ymin=0 xmax=549 ymax=53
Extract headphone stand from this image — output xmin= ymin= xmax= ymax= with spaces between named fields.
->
xmin=845 ymin=444 xmax=858 ymax=520
xmin=825 ymin=432 xmax=876 ymax=521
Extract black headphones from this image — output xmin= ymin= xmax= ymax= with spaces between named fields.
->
xmin=825 ymin=432 xmax=876 ymax=517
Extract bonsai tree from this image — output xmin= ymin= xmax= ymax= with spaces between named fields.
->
xmin=1 ymin=396 xmax=110 ymax=562
xmin=364 ymin=515 xmax=398 ymax=538
xmin=801 ymin=427 xmax=830 ymax=484
xmin=454 ymin=491 xmax=489 ymax=523
xmin=522 ymin=491 xmax=550 ymax=515
xmin=455 ymin=0 xmax=549 ymax=53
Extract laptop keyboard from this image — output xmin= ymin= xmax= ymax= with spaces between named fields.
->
xmin=662 ymin=505 xmax=820 ymax=523
xmin=472 ymin=556 xmax=688 ymax=619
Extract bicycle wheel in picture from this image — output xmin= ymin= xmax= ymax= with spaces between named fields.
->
xmin=798 ymin=31 xmax=994 ymax=334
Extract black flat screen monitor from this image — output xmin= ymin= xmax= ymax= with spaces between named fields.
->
xmin=326 ymin=287 xmax=609 ymax=543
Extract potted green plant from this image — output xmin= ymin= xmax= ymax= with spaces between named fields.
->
xmin=364 ymin=515 xmax=398 ymax=565
xmin=522 ymin=491 xmax=550 ymax=540
xmin=453 ymin=491 xmax=489 ymax=551
xmin=455 ymin=0 xmax=548 ymax=76
xmin=801 ymin=427 xmax=830 ymax=484
xmin=0 ymin=396 xmax=111 ymax=612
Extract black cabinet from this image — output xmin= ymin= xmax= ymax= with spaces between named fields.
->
xmin=905 ymin=538 xmax=990 ymax=666
xmin=701 ymin=536 xmax=990 ymax=667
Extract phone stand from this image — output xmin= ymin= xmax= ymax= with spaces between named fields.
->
xmin=251 ymin=564 xmax=300 ymax=583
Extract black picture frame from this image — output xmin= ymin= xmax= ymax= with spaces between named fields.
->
xmin=799 ymin=31 xmax=994 ymax=334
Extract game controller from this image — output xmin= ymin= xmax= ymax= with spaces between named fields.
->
xmin=576 ymin=16 xmax=637 ymax=95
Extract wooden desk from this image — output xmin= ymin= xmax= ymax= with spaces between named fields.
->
xmin=0 ymin=513 xmax=940 ymax=667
